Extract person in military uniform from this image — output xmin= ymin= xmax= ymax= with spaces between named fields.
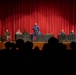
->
xmin=23 ymin=29 xmax=28 ymax=35
xmin=4 ymin=29 xmax=11 ymax=41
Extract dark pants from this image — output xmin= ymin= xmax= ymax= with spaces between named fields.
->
xmin=32 ymin=31 xmax=38 ymax=42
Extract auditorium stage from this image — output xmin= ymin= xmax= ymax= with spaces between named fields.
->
xmin=0 ymin=41 xmax=71 ymax=50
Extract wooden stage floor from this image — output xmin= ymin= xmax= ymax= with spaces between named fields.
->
xmin=0 ymin=41 xmax=71 ymax=50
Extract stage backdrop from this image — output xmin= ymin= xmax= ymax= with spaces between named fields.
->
xmin=0 ymin=0 xmax=76 ymax=40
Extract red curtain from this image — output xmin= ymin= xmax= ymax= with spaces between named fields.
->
xmin=0 ymin=0 xmax=76 ymax=40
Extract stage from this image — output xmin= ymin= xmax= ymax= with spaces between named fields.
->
xmin=0 ymin=41 xmax=71 ymax=50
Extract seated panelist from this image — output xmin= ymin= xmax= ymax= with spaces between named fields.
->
xmin=69 ymin=30 xmax=74 ymax=35
xmin=23 ymin=29 xmax=28 ymax=35
xmin=16 ymin=30 xmax=22 ymax=35
xmin=59 ymin=29 xmax=66 ymax=35
xmin=4 ymin=29 xmax=11 ymax=41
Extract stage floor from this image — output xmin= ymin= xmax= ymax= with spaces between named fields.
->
xmin=0 ymin=41 xmax=71 ymax=50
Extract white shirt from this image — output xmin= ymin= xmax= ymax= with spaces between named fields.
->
xmin=16 ymin=31 xmax=22 ymax=35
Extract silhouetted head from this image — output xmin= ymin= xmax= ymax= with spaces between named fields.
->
xmin=48 ymin=37 xmax=59 ymax=45
xmin=11 ymin=42 xmax=16 ymax=50
xmin=5 ymin=42 xmax=11 ymax=49
xmin=70 ymin=42 xmax=76 ymax=50
xmin=16 ymin=39 xmax=24 ymax=49
xmin=25 ymin=41 xmax=33 ymax=49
